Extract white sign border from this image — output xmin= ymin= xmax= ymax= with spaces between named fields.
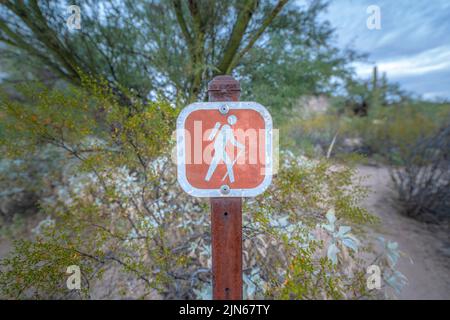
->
xmin=176 ymin=101 xmax=273 ymax=197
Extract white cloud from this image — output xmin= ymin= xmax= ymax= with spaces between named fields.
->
xmin=353 ymin=45 xmax=450 ymax=78
xmin=322 ymin=0 xmax=450 ymax=99
xmin=423 ymin=92 xmax=448 ymax=100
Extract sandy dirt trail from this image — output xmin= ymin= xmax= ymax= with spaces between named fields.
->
xmin=358 ymin=165 xmax=450 ymax=299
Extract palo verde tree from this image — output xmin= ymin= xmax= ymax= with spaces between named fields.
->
xmin=0 ymin=0 xmax=354 ymax=108
xmin=0 ymin=0 xmax=290 ymax=103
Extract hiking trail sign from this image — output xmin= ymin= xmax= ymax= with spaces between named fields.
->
xmin=176 ymin=75 xmax=272 ymax=300
xmin=176 ymin=101 xmax=273 ymax=197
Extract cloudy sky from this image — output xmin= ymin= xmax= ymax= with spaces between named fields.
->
xmin=320 ymin=0 xmax=450 ymax=100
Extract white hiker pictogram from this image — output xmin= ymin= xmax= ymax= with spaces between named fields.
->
xmin=205 ymin=115 xmax=245 ymax=183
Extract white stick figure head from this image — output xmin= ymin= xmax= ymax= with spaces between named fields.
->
xmin=227 ymin=115 xmax=237 ymax=126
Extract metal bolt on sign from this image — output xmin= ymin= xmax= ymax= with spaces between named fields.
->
xmin=219 ymin=104 xmax=230 ymax=115
xmin=220 ymin=184 xmax=230 ymax=195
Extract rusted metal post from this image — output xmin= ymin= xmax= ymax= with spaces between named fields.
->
xmin=208 ymin=75 xmax=243 ymax=300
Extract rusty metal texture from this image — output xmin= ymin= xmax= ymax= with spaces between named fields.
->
xmin=208 ymin=75 xmax=243 ymax=300
xmin=210 ymin=197 xmax=243 ymax=300
xmin=208 ymin=75 xmax=241 ymax=102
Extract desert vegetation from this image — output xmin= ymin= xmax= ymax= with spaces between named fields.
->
xmin=0 ymin=0 xmax=448 ymax=299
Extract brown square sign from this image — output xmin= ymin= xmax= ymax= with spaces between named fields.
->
xmin=176 ymin=102 xmax=273 ymax=197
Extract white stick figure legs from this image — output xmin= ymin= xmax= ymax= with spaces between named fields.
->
xmin=204 ymin=115 xmax=244 ymax=183
xmin=205 ymin=149 xmax=235 ymax=183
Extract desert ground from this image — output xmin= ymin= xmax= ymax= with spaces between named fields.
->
xmin=358 ymin=165 xmax=450 ymax=299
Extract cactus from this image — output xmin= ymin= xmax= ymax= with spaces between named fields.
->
xmin=371 ymin=66 xmax=380 ymax=112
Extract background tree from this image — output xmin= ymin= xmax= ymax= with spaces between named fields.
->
xmin=0 ymin=0 xmax=354 ymax=109
xmin=339 ymin=66 xmax=409 ymax=117
xmin=237 ymin=0 xmax=358 ymax=119
xmin=0 ymin=0 xmax=291 ymax=103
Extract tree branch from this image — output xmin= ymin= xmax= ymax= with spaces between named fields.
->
xmin=172 ymin=0 xmax=194 ymax=57
xmin=0 ymin=19 xmax=73 ymax=81
xmin=227 ymin=0 xmax=289 ymax=73
xmin=1 ymin=1 xmax=81 ymax=83
xmin=216 ymin=0 xmax=258 ymax=74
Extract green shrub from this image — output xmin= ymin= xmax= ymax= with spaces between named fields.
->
xmin=282 ymin=98 xmax=450 ymax=162
xmin=389 ymin=120 xmax=450 ymax=222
